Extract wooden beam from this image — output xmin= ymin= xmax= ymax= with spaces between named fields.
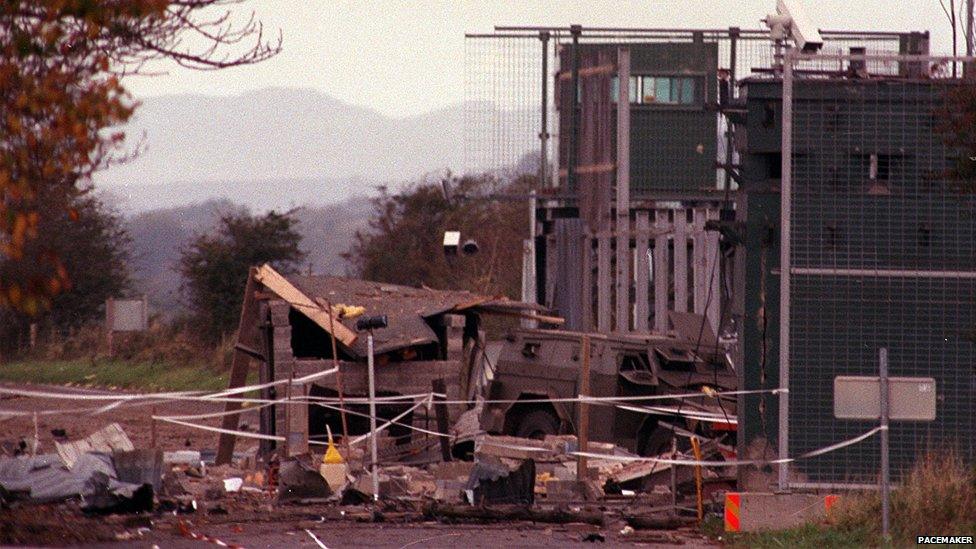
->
xmin=432 ymin=379 xmax=452 ymax=462
xmin=597 ymin=235 xmax=612 ymax=332
xmin=215 ymin=268 xmax=260 ymax=466
xmin=577 ymin=335 xmax=591 ymax=483
xmin=254 ymin=263 xmax=358 ymax=347
xmin=581 ymin=234 xmax=593 ymax=330
xmin=477 ymin=308 xmax=566 ymax=325
xmin=615 ymin=47 xmax=631 ymax=334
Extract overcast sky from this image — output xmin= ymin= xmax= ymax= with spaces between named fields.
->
xmin=123 ymin=1 xmax=960 ymax=118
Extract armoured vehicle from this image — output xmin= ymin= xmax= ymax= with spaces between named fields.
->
xmin=479 ymin=319 xmax=736 ymax=456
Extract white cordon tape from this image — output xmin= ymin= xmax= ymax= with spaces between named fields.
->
xmin=300 ymin=387 xmax=784 ymax=406
xmin=311 ymin=401 xmax=451 ymax=439
xmin=570 ymin=426 xmax=886 ymax=467
xmin=612 ymin=403 xmax=738 ymax=423
xmin=154 ymin=402 xmax=275 ymax=421
xmin=349 ymin=395 xmax=432 ymax=447
xmin=156 ymin=395 xmax=437 ymax=448
xmin=0 ymin=384 xmax=780 ymax=417
xmin=206 ymin=367 xmax=338 ymax=398
xmin=154 ymin=416 xmax=285 ymax=442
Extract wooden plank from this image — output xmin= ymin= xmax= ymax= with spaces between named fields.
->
xmin=693 ymin=208 xmax=708 ymax=316
xmin=477 ymin=308 xmax=566 ymax=325
xmin=254 ymin=263 xmax=358 ymax=347
xmin=432 ymin=379 xmax=452 ymax=462
xmin=653 ymin=210 xmax=670 ymax=333
xmin=577 ymin=335 xmax=591 ymax=482
xmin=216 ymin=268 xmax=260 ymax=465
xmin=673 ymin=209 xmax=688 ymax=313
xmin=597 ymin=235 xmax=612 ymax=332
xmin=706 ymin=208 xmax=721 ymax=334
xmin=634 ymin=212 xmax=650 ymax=332
xmin=614 ymin=47 xmax=631 ymax=334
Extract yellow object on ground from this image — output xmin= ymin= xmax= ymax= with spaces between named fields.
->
xmin=323 ymin=425 xmax=344 ymax=464
xmin=320 ymin=425 xmax=348 ymax=490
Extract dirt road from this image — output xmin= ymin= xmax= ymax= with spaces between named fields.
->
xmin=0 ymin=382 xmax=260 ymax=454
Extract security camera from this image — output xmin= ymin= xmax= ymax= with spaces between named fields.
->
xmin=443 ymin=231 xmax=460 ymax=256
xmin=461 ymin=239 xmax=479 ymax=256
xmin=768 ymin=0 xmax=823 ymax=52
xmin=355 ymin=315 xmax=389 ymax=331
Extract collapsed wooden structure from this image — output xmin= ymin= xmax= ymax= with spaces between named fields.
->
xmin=215 ymin=264 xmax=553 ymax=465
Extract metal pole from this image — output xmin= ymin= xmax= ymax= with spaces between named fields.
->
xmin=539 ymin=31 xmax=550 ymax=188
xmin=568 ymin=25 xmax=582 ymax=193
xmin=577 ymin=335 xmax=591 ymax=484
xmin=777 ymin=51 xmax=794 ymax=493
xmin=879 ymin=347 xmax=890 ymax=542
xmin=367 ymin=332 xmax=380 ymax=501
xmin=326 ymin=300 xmax=351 ymax=455
xmin=967 ymin=0 xmax=975 ymax=57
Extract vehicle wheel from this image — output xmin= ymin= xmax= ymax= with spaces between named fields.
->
xmin=514 ymin=409 xmax=560 ymax=440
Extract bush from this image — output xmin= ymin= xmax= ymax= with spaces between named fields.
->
xmin=831 ymin=450 xmax=976 ymax=543
xmin=28 ymin=320 xmax=234 ymax=372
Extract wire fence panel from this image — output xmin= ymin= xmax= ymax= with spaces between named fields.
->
xmin=784 ymin=53 xmax=976 ymax=484
xmin=463 ymin=35 xmax=553 ymax=182
xmin=464 ymin=29 xmax=906 ymax=195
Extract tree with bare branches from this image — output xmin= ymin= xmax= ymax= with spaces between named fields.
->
xmin=0 ymin=0 xmax=281 ymax=314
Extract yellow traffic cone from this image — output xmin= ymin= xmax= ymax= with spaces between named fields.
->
xmin=320 ymin=424 xmax=348 ymax=491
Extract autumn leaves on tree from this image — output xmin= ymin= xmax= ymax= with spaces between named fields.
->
xmin=0 ymin=0 xmax=280 ymax=315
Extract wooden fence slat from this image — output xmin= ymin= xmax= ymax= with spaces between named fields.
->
xmin=706 ymin=208 xmax=721 ymax=333
xmin=634 ymin=212 xmax=650 ymax=331
xmin=653 ymin=211 xmax=670 ymax=333
xmin=693 ymin=208 xmax=708 ymax=315
xmin=673 ymin=210 xmax=688 ymax=313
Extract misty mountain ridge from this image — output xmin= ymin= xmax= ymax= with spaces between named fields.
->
xmin=96 ymin=87 xmax=466 ymax=212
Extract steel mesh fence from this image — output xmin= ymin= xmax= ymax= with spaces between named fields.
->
xmin=464 ymin=28 xmax=905 ymax=196
xmin=463 ymin=34 xmax=553 ymax=182
xmin=783 ymin=53 xmax=976 ymax=484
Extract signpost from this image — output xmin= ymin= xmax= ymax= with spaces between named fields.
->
xmin=834 ymin=348 xmax=938 ymax=541
xmin=105 ymin=297 xmax=148 ymax=356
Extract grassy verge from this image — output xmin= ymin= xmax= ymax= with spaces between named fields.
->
xmin=0 ymin=359 xmax=242 ymax=392
xmin=714 ymin=452 xmax=975 ymax=548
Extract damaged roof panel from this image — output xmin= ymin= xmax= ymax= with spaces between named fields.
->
xmin=256 ymin=264 xmax=552 ymax=357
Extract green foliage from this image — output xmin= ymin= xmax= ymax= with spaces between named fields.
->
xmin=724 ymin=451 xmax=976 ymax=548
xmin=0 ymin=0 xmax=279 ymax=313
xmin=179 ymin=209 xmax=305 ymax=340
xmin=0 ymin=192 xmax=130 ymax=353
xmin=0 ymin=358 xmax=239 ymax=393
xmin=726 ymin=523 xmax=872 ymax=549
xmin=345 ymin=174 xmax=532 ymax=299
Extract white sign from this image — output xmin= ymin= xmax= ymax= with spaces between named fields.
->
xmin=106 ymin=298 xmax=148 ymax=332
xmin=834 ymin=376 xmax=937 ymax=421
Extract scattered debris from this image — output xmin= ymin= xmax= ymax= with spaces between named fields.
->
xmin=277 ymin=457 xmax=332 ymax=502
xmin=55 ymin=423 xmax=134 ymax=469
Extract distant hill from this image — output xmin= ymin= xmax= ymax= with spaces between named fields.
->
xmin=96 ymin=87 xmax=465 ymax=212
xmin=125 ymin=196 xmax=374 ymax=317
